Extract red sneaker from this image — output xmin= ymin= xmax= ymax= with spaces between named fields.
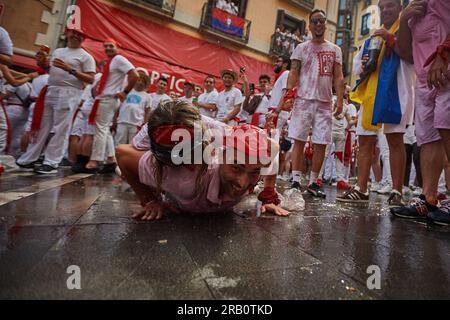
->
xmin=337 ymin=180 xmax=350 ymax=190
xmin=316 ymin=178 xmax=324 ymax=188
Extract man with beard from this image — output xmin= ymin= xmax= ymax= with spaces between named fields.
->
xmin=338 ymin=0 xmax=416 ymax=206
xmin=16 ymin=27 xmax=96 ymax=174
xmin=285 ymin=9 xmax=345 ymax=198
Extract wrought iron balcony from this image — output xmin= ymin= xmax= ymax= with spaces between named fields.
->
xmin=117 ymin=0 xmax=177 ymax=18
xmin=284 ymin=0 xmax=315 ymax=12
xmin=199 ymin=3 xmax=252 ymax=45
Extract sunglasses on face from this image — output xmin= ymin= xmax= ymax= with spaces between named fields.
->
xmin=311 ymin=18 xmax=327 ymax=25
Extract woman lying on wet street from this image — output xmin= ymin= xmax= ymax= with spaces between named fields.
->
xmin=116 ymin=100 xmax=290 ymax=220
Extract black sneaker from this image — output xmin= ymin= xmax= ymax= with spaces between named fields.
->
xmin=307 ymin=182 xmax=326 ymax=198
xmin=59 ymin=158 xmax=73 ymax=167
xmin=291 ymin=181 xmax=301 ymax=190
xmin=15 ymin=161 xmax=36 ymax=171
xmin=388 ymin=190 xmax=406 ymax=208
xmin=428 ymin=200 xmax=450 ymax=226
xmin=98 ymin=163 xmax=117 ymax=174
xmin=336 ymin=186 xmax=369 ymax=203
xmin=390 ymin=194 xmax=436 ymax=220
xmin=34 ymin=164 xmax=58 ymax=174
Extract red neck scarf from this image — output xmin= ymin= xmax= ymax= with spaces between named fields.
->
xmin=88 ymin=55 xmax=116 ymax=125
xmin=30 ymin=85 xmax=48 ymax=141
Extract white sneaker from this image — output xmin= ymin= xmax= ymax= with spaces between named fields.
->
xmin=413 ymin=187 xmax=423 ymax=197
xmin=377 ymin=184 xmax=392 ymax=195
xmin=370 ymin=182 xmax=382 ymax=193
xmin=403 ymin=186 xmax=411 ymax=195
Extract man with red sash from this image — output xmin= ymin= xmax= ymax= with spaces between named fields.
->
xmin=16 ymin=27 xmax=95 ymax=174
xmin=84 ymin=39 xmax=138 ymax=173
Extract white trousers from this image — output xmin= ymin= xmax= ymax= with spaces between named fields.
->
xmin=17 ymin=87 xmax=81 ymax=167
xmin=320 ymin=132 xmax=346 ymax=182
xmin=5 ymin=105 xmax=29 ymax=156
xmin=90 ymin=99 xmax=120 ymax=162
xmin=115 ymin=123 xmax=139 ymax=146
xmin=378 ymin=132 xmax=392 ymax=186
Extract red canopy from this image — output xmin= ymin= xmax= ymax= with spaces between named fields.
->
xmin=12 ymin=54 xmax=36 ymax=70
xmin=77 ymin=0 xmax=274 ymax=93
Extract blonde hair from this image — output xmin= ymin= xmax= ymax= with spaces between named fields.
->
xmin=147 ymin=100 xmax=209 ymax=194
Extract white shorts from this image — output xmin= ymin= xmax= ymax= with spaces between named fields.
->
xmin=288 ymin=98 xmax=332 ymax=145
xmin=70 ymin=110 xmax=84 ymax=137
xmin=356 ymin=105 xmax=409 ymax=136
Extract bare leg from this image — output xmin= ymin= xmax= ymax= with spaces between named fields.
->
xmin=81 ymin=134 xmax=93 ymax=157
xmin=357 ymin=135 xmax=378 ymax=193
xmin=371 ymin=145 xmax=382 ymax=183
xmin=68 ymin=135 xmax=80 ymax=163
xmin=439 ymin=129 xmax=450 ymax=161
xmin=291 ymin=140 xmax=306 ymax=173
xmin=20 ymin=132 xmax=30 ymax=153
xmin=421 ymin=140 xmax=445 ymax=205
xmin=311 ymin=144 xmax=326 ymax=174
xmin=386 ymin=133 xmax=406 ymax=193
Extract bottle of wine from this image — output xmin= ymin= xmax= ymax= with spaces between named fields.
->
xmin=364 ymin=36 xmax=383 ymax=75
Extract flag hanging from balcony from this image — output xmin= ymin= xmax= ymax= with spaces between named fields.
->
xmin=211 ymin=8 xmax=245 ymax=38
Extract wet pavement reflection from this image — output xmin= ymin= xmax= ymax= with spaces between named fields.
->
xmin=0 ymin=170 xmax=449 ymax=299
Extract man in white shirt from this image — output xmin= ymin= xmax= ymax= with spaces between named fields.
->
xmin=85 ymin=39 xmax=138 ymax=173
xmin=17 ymin=27 xmax=96 ymax=174
xmin=286 ymin=10 xmax=344 ymax=198
xmin=178 ymin=81 xmax=194 ymax=104
xmin=3 ymin=82 xmax=32 ymax=156
xmin=194 ymin=75 xmax=218 ymax=118
xmin=0 ymin=27 xmax=13 ymax=164
xmin=217 ymin=69 xmax=243 ymax=126
xmin=150 ymin=77 xmax=171 ymax=111
xmin=319 ymin=92 xmax=356 ymax=190
xmin=241 ymin=74 xmax=271 ymax=128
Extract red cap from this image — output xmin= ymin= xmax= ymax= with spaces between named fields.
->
xmin=65 ymin=26 xmax=86 ymax=36
xmin=223 ymin=124 xmax=277 ymax=165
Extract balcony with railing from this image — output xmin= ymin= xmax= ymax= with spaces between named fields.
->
xmin=116 ymin=0 xmax=177 ymax=18
xmin=284 ymin=0 xmax=315 ymax=12
xmin=199 ymin=3 xmax=252 ymax=45
xmin=269 ymin=31 xmax=303 ymax=57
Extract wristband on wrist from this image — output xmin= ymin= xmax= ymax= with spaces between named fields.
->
xmin=385 ymin=33 xmax=397 ymax=48
xmin=424 ymin=37 xmax=450 ymax=67
xmin=69 ymin=69 xmax=77 ymax=76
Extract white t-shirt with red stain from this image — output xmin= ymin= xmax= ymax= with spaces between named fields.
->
xmin=98 ymin=55 xmax=135 ymax=99
xmin=290 ymin=40 xmax=342 ymax=103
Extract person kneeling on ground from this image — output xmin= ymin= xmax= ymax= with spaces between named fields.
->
xmin=116 ymin=100 xmax=289 ymax=220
